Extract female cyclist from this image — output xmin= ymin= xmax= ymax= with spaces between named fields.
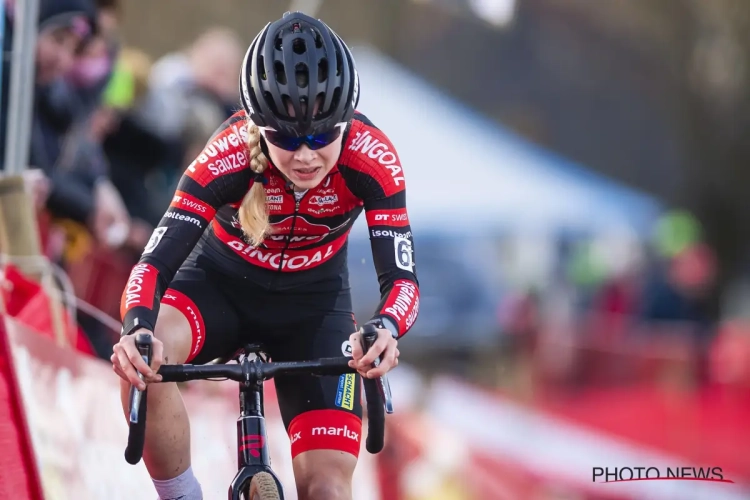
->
xmin=111 ymin=11 xmax=419 ymax=500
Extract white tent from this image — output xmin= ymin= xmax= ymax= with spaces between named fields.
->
xmin=348 ymin=45 xmax=661 ymax=238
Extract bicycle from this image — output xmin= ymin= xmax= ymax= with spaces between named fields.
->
xmin=123 ymin=324 xmax=394 ymax=500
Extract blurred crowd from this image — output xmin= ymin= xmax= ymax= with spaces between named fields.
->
xmin=1 ymin=0 xmax=244 ymax=356
xmin=492 ymin=211 xmax=750 ymax=395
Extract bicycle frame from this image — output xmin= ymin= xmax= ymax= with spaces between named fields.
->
xmin=230 ymin=355 xmax=284 ymax=499
xmin=125 ymin=326 xmax=391 ymax=499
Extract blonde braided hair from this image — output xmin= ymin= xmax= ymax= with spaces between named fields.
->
xmin=237 ymin=122 xmax=269 ymax=246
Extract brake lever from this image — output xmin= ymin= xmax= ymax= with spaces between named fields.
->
xmin=128 ymin=334 xmax=152 ymax=424
xmin=380 ymin=376 xmax=394 ymax=414
xmin=360 ymin=325 xmax=394 ymax=414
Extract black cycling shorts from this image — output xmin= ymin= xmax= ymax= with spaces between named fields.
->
xmin=161 ymin=255 xmax=364 ymax=458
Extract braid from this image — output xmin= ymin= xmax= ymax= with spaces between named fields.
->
xmin=237 ymin=122 xmax=269 ymax=246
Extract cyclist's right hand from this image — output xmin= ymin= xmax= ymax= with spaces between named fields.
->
xmin=111 ymin=329 xmax=163 ymax=390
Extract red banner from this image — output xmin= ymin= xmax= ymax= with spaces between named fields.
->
xmin=2 ymin=264 xmax=95 ymax=356
xmin=0 ymin=319 xmax=45 ymax=500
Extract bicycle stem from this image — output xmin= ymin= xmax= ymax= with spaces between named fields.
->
xmin=237 ymin=370 xmax=271 ymax=470
xmin=240 ymin=382 xmax=263 ymax=417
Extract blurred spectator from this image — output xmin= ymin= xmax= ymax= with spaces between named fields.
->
xmin=640 ymin=242 xmax=717 ymax=382
xmin=43 ymin=0 xmax=122 ymax=134
xmin=588 ymin=242 xmax=645 ymax=342
xmin=1 ymin=0 xmax=97 ymax=211
xmin=101 ymin=47 xmax=176 ymax=229
xmin=0 ymin=0 xmax=133 ymax=251
xmin=93 ymin=26 xmax=246 ymax=228
xmin=498 ymin=287 xmax=542 ymax=358
xmin=641 ymin=243 xmax=716 ymax=328
xmin=67 ymin=0 xmax=122 ymax=113
xmin=147 ymin=26 xmax=244 ymax=164
xmin=33 ymin=0 xmax=147 ymax=256
xmin=150 ymin=25 xmax=243 ymax=111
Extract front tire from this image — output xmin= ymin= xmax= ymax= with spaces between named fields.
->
xmin=247 ymin=472 xmax=281 ymax=500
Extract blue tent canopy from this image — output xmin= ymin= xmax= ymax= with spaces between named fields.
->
xmin=349 ymin=45 xmax=661 ymax=238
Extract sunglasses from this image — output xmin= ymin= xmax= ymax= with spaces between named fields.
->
xmin=259 ymin=122 xmax=347 ymax=151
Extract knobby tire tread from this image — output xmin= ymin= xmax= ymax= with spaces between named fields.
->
xmin=248 ymin=472 xmax=281 ymax=500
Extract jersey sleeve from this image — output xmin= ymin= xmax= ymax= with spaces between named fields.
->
xmin=343 ymin=119 xmax=420 ymax=337
xmin=120 ymin=113 xmax=253 ymax=336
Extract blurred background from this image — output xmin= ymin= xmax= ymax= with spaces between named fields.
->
xmin=1 ymin=0 xmax=750 ymax=499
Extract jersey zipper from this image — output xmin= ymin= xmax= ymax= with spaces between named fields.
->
xmin=275 ymin=189 xmax=308 ymax=274
xmin=273 ymin=170 xmax=334 ymax=278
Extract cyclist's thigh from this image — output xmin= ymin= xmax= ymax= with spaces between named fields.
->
xmin=271 ymin=308 xmax=363 ymax=459
xmin=161 ymin=264 xmax=242 ymax=365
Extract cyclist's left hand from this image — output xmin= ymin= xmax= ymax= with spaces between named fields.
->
xmin=348 ymin=327 xmax=399 ymax=379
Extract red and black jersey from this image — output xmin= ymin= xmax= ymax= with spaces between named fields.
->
xmin=121 ymin=111 xmax=419 ymax=338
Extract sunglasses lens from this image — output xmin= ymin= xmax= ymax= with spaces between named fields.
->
xmin=308 ymin=128 xmax=343 ymax=150
xmin=263 ymin=131 xmax=301 ymax=151
xmin=263 ymin=126 xmax=343 ymax=151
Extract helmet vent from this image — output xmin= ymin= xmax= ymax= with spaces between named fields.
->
xmin=295 ymin=63 xmax=309 ymax=88
xmin=292 ymin=38 xmax=306 ymax=54
xmin=274 ymin=61 xmax=287 ymax=84
xmin=264 ymin=91 xmax=280 ymax=114
xmin=318 ymin=58 xmax=328 ymax=82
xmin=259 ymin=55 xmax=267 ymax=80
xmin=335 ymin=51 xmax=343 ymax=76
xmin=313 ymin=29 xmax=324 ymax=48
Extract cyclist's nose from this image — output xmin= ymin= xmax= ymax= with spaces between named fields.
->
xmin=293 ymin=144 xmax=317 ymax=163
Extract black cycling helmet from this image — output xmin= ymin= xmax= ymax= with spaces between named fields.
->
xmin=239 ymin=11 xmax=360 ymax=137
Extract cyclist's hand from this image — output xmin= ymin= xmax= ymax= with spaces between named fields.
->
xmin=111 ymin=330 xmax=163 ymax=390
xmin=348 ymin=328 xmax=399 ymax=379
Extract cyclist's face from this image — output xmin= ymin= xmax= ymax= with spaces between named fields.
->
xmin=264 ymin=98 xmax=344 ymax=189
xmin=265 ymin=135 xmax=343 ymax=190
xmin=36 ymin=27 xmax=82 ymax=84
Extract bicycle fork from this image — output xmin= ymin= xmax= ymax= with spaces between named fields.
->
xmin=229 ymin=379 xmax=284 ymax=500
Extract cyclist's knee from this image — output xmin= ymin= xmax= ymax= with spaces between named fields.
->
xmin=293 ymin=450 xmax=355 ymax=500
xmin=298 ymin=475 xmax=351 ymax=500
xmin=154 ymin=303 xmax=194 ymax=365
